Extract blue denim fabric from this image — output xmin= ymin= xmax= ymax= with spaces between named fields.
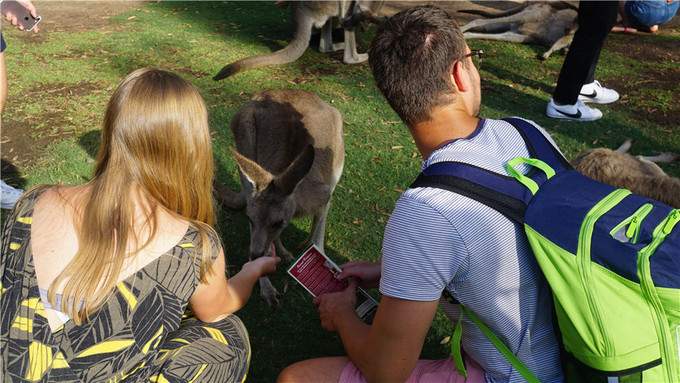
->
xmin=625 ymin=0 xmax=680 ymax=28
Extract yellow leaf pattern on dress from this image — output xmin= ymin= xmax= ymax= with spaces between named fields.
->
xmin=142 ymin=326 xmax=164 ymax=354
xmin=188 ymin=364 xmax=208 ymax=383
xmin=51 ymin=352 xmax=71 ymax=369
xmin=77 ymin=340 xmax=135 ymax=357
xmin=12 ymin=315 xmax=32 ymax=331
xmin=17 ymin=216 xmax=32 ymax=224
xmin=150 ymin=373 xmax=171 ymax=383
xmin=204 ymin=326 xmax=229 ymax=345
xmin=26 ymin=341 xmax=53 ymax=381
xmin=116 ymin=282 xmax=137 ymax=310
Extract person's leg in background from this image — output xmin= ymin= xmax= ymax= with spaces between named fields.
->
xmin=625 ymin=0 xmax=680 ymax=32
xmin=1 ymin=33 xmax=7 ymax=114
xmin=547 ymin=1 xmax=620 ymax=121
xmin=1 ymin=32 xmax=25 ymax=210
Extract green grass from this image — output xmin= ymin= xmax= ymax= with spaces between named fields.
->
xmin=2 ymin=2 xmax=679 ymax=381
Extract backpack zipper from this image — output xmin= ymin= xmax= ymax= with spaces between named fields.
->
xmin=609 ymin=203 xmax=654 ymax=244
xmin=579 ymin=189 xmax=632 ymax=356
xmin=637 ymin=209 xmax=680 ymax=383
xmin=662 ymin=210 xmax=679 ymax=234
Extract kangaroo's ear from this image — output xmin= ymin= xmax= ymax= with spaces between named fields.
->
xmin=274 ymin=144 xmax=315 ymax=196
xmin=230 ymin=147 xmax=273 ymax=193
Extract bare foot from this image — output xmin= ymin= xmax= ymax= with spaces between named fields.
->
xmin=611 ymin=24 xmax=638 ymax=34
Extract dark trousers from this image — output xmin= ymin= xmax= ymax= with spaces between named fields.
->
xmin=552 ymin=1 xmax=619 ymax=105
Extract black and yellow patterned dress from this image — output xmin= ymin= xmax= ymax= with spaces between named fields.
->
xmin=1 ymin=188 xmax=251 ymax=382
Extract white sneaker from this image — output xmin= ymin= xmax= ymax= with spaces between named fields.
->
xmin=578 ymin=80 xmax=620 ymax=104
xmin=1 ymin=180 xmax=25 ymax=210
xmin=546 ymin=99 xmax=603 ymax=121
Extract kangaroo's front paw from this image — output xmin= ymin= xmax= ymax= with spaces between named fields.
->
xmin=259 ymin=276 xmax=281 ymax=309
xmin=261 ymin=288 xmax=281 ymax=309
xmin=274 ymin=240 xmax=295 ymax=263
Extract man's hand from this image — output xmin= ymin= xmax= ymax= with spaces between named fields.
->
xmin=314 ymin=279 xmax=359 ymax=332
xmin=336 ymin=260 xmax=381 ymax=289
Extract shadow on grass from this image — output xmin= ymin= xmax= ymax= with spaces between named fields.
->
xmin=104 ymin=1 xmax=293 ymax=82
xmin=1 ymin=160 xmax=27 ymax=191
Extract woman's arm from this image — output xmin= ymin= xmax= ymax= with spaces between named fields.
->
xmin=189 ymin=248 xmax=280 ymax=322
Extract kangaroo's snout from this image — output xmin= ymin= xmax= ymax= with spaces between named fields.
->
xmin=249 ymin=241 xmax=273 ymax=261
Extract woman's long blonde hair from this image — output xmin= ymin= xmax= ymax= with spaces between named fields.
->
xmin=49 ymin=68 xmax=216 ymax=325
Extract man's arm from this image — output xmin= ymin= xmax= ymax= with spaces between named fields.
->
xmin=314 ymin=281 xmax=440 ymax=383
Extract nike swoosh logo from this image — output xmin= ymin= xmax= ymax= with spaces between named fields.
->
xmin=556 ymin=108 xmax=582 ymax=119
xmin=580 ymin=89 xmax=598 ymax=98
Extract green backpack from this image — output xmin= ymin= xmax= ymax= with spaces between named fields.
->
xmin=412 ymin=118 xmax=680 ymax=382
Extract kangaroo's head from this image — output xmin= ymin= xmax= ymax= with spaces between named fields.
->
xmin=231 ymin=145 xmax=315 ymax=260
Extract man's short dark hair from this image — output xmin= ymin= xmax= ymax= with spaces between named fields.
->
xmin=368 ymin=6 xmax=466 ymax=127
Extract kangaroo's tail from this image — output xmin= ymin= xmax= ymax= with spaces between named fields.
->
xmin=458 ymin=2 xmax=529 ymax=19
xmin=214 ymin=5 xmax=313 ymax=80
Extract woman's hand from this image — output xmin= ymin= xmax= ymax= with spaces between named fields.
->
xmin=242 ymin=243 xmax=280 ymax=277
xmin=244 ymin=254 xmax=280 ymax=277
xmin=243 ymin=244 xmax=280 ymax=277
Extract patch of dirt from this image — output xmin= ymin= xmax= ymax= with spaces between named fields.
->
xmin=2 ymin=81 xmax=100 ymax=171
xmin=603 ymin=35 xmax=680 ymax=127
xmin=29 ymin=0 xmax=146 ymax=34
xmin=1 ymin=1 xmax=146 ymax=176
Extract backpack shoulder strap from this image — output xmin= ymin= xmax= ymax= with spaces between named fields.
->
xmin=411 ymin=163 xmax=529 ymax=224
xmin=410 ymin=118 xmax=569 ymax=224
xmin=501 ymin=117 xmax=572 ymax=172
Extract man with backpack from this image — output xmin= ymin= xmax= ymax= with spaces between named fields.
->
xmin=278 ymin=6 xmax=564 ymax=382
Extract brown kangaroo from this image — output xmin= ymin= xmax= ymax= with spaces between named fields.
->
xmin=572 ymin=139 xmax=680 ymax=208
xmin=459 ymin=1 xmax=578 ymax=60
xmin=214 ymin=89 xmax=345 ymax=307
xmin=213 ymin=0 xmax=386 ymax=80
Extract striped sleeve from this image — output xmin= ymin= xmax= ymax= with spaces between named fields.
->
xmin=379 ymin=194 xmax=468 ymax=301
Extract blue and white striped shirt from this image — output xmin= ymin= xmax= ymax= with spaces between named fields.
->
xmin=380 ymin=117 xmax=564 ymax=383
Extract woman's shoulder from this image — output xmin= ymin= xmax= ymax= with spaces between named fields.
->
xmin=157 ymin=211 xmax=221 ymax=259
xmin=184 ymin=223 xmax=222 ymax=255
xmin=31 ymin=184 xmax=88 ymax=209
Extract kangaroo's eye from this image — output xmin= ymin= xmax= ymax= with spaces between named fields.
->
xmin=272 ymin=220 xmax=285 ymax=229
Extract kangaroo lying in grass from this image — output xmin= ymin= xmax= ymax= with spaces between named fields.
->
xmin=214 ymin=89 xmax=345 ymax=307
xmin=459 ymin=1 xmax=578 ymax=60
xmin=572 ymin=139 xmax=680 ymax=208
xmin=213 ymin=0 xmax=385 ymax=80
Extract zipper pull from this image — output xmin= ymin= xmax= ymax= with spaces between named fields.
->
xmin=626 ymin=216 xmax=640 ymax=239
xmin=662 ymin=210 xmax=680 ymax=235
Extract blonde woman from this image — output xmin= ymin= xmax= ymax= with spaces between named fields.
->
xmin=1 ymin=68 xmax=280 ymax=382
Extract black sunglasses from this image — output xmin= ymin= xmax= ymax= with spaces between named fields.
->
xmin=459 ymin=49 xmax=484 ymax=70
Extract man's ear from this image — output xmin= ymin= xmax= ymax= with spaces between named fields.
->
xmin=451 ymin=61 xmax=470 ymax=93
